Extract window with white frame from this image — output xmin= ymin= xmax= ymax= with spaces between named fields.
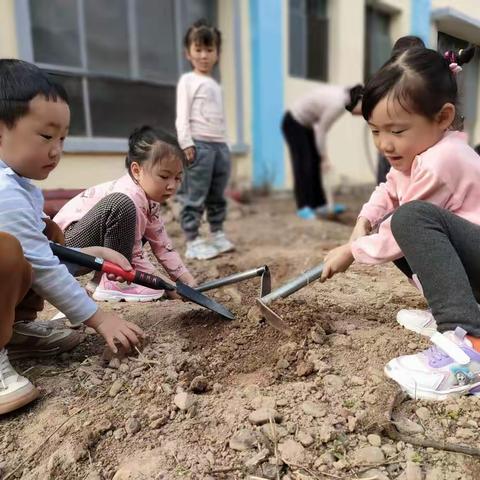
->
xmin=289 ymin=0 xmax=329 ymax=82
xmin=16 ymin=0 xmax=216 ymax=150
xmin=364 ymin=6 xmax=391 ymax=83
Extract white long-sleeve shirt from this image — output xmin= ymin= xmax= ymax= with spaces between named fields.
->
xmin=0 ymin=159 xmax=97 ymax=325
xmin=175 ymin=71 xmax=227 ymax=150
xmin=290 ymin=84 xmax=349 ymax=157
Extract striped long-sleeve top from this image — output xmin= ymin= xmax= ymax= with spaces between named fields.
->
xmin=0 ymin=159 xmax=97 ymax=325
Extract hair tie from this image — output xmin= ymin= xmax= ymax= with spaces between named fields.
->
xmin=449 ymin=62 xmax=462 ymax=75
xmin=444 ymin=50 xmax=457 ymax=63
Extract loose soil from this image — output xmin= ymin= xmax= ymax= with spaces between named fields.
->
xmin=1 ymin=192 xmax=480 ymax=480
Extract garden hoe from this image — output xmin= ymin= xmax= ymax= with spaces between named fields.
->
xmin=256 ymin=263 xmax=324 ymax=336
xmin=196 ymin=265 xmax=271 ymax=297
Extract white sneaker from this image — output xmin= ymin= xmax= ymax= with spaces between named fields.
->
xmin=185 ymin=237 xmax=220 ymax=260
xmin=0 ymin=349 xmax=39 ymax=414
xmin=397 ymin=304 xmax=480 ymax=338
xmin=396 ymin=309 xmax=438 ymax=338
xmin=210 ymin=231 xmax=235 ymax=254
xmin=385 ymin=328 xmax=480 ymax=401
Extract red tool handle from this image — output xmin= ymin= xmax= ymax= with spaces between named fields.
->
xmin=102 ymin=261 xmax=136 ymax=282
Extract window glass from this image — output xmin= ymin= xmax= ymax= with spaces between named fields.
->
xmin=136 ymin=0 xmax=178 ymax=82
xmin=288 ymin=0 xmax=328 ymax=81
xmin=84 ymin=0 xmax=130 ymax=76
xmin=89 ymin=78 xmax=175 ymax=137
xmin=364 ymin=7 xmax=391 ymax=82
xmin=30 ymin=0 xmax=81 ymax=67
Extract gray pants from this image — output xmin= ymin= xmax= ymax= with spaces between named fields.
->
xmin=180 ymin=141 xmax=231 ymax=240
xmin=391 ymin=200 xmax=480 ymax=336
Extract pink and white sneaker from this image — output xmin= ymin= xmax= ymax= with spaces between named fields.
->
xmin=385 ymin=327 xmax=480 ymax=401
xmin=92 ymin=274 xmax=164 ymax=302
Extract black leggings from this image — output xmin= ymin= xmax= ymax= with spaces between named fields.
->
xmin=281 ymin=111 xmax=326 ymax=210
xmin=64 ymin=193 xmax=136 ymax=262
xmin=391 ymin=200 xmax=480 ymax=336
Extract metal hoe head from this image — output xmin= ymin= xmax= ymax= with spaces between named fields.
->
xmin=256 ymin=297 xmax=293 ymax=336
xmin=256 ymin=262 xmax=325 ymax=336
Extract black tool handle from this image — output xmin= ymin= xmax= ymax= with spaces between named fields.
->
xmin=50 ymin=242 xmax=103 ymax=271
xmin=133 ymin=271 xmax=175 ymax=291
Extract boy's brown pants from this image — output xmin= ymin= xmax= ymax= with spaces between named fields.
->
xmin=0 ymin=219 xmax=64 ymax=349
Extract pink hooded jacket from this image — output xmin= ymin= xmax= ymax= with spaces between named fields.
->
xmin=54 ymin=174 xmax=188 ymax=280
xmin=352 ymin=131 xmax=480 ymax=264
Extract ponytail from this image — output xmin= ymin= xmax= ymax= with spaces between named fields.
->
xmin=444 ymin=45 xmax=476 ymax=66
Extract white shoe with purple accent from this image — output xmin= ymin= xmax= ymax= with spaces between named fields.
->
xmin=385 ymin=327 xmax=480 ymax=401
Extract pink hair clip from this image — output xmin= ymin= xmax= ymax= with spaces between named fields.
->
xmin=449 ymin=62 xmax=462 ymax=75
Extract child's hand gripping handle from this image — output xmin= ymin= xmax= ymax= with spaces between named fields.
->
xmin=50 ymin=242 xmax=175 ymax=291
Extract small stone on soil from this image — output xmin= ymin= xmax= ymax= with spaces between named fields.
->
xmin=248 ymin=408 xmax=282 ymax=425
xmin=301 ymin=401 xmax=326 ymax=418
xmin=173 ymin=391 xmax=196 ymax=411
xmin=229 ymin=429 xmax=257 ymax=451
xmin=108 ymin=379 xmax=124 ymax=397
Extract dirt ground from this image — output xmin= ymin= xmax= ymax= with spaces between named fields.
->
xmin=2 ymin=192 xmax=480 ymax=480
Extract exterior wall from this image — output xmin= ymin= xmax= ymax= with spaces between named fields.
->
xmin=0 ymin=0 xmax=18 ymax=58
xmin=2 ymin=0 xmax=480 ymax=191
xmin=283 ymin=0 xmax=374 ymax=187
xmin=218 ymin=0 xmax=253 ymax=190
xmin=42 ymin=154 xmax=126 ymax=189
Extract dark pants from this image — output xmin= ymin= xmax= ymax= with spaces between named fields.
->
xmin=391 ymin=201 xmax=480 ymax=336
xmin=64 ymin=193 xmax=136 ymax=262
xmin=180 ymin=141 xmax=231 ymax=241
xmin=281 ymin=111 xmax=326 ymax=210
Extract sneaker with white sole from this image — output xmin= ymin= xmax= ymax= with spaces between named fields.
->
xmin=396 ymin=309 xmax=438 ymax=338
xmin=384 ymin=327 xmax=480 ymax=401
xmin=397 ymin=304 xmax=480 ymax=338
xmin=92 ymin=274 xmax=164 ymax=302
xmin=0 ymin=349 xmax=39 ymax=414
xmin=7 ymin=321 xmax=84 ymax=360
xmin=185 ymin=237 xmax=220 ymax=260
xmin=210 ymin=231 xmax=235 ymax=254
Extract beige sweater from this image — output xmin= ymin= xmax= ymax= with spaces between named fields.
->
xmin=176 ymin=71 xmax=227 ymax=150
xmin=290 ymin=84 xmax=349 ymax=157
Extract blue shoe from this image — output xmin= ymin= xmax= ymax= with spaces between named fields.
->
xmin=316 ymin=203 xmax=347 ymax=217
xmin=297 ymin=206 xmax=316 ymax=220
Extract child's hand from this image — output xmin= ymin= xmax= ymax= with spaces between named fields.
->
xmin=320 ymin=243 xmax=354 ymax=282
xmin=178 ymin=271 xmax=197 ymax=288
xmin=184 ymin=147 xmax=196 ymax=164
xmin=165 ymin=271 xmax=197 ymax=300
xmin=85 ymin=309 xmax=145 ymax=353
xmin=81 ymin=246 xmax=132 ymax=282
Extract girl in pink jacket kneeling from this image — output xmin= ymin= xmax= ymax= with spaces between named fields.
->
xmin=320 ymin=45 xmax=480 ymax=401
xmin=55 ymin=126 xmax=196 ymax=302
